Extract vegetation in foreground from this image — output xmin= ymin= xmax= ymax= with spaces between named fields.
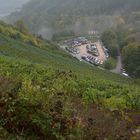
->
xmin=103 ymin=58 xmax=116 ymax=70
xmin=0 ymin=22 xmax=140 ymax=140
xmin=0 ymin=57 xmax=140 ymax=140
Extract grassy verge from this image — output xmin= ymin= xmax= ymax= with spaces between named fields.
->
xmin=102 ymin=57 xmax=117 ymax=70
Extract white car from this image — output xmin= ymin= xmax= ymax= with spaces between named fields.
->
xmin=122 ymin=73 xmax=129 ymax=77
xmin=100 ymin=61 xmax=103 ymax=65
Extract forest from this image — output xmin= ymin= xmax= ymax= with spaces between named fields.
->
xmin=6 ymin=0 xmax=140 ymax=39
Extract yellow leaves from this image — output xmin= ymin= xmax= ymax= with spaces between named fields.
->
xmin=0 ymin=22 xmax=42 ymax=48
xmin=103 ymin=96 xmax=127 ymax=111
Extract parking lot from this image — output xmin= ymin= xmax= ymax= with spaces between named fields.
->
xmin=76 ymin=41 xmax=107 ymax=62
xmin=59 ymin=37 xmax=130 ymax=76
xmin=60 ymin=37 xmax=108 ymax=66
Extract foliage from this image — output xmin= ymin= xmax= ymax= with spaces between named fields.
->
xmin=0 ymin=22 xmax=140 ymax=139
xmin=103 ymin=57 xmax=116 ymax=70
xmin=0 ymin=57 xmax=140 ymax=139
xmin=6 ymin=0 xmax=140 ymax=39
xmin=101 ymin=29 xmax=119 ymax=58
xmin=101 ymin=25 xmax=140 ymax=77
xmin=0 ymin=21 xmax=51 ymax=48
xmin=14 ymin=19 xmax=29 ymax=34
xmin=122 ymin=42 xmax=140 ymax=78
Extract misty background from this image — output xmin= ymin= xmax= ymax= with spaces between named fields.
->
xmin=1 ymin=0 xmax=140 ymax=40
xmin=0 ymin=0 xmax=29 ymax=18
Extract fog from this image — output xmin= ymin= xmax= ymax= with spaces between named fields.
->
xmin=0 ymin=0 xmax=29 ymax=18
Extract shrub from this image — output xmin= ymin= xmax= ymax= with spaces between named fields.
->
xmin=103 ymin=58 xmax=116 ymax=70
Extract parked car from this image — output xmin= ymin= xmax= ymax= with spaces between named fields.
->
xmin=90 ymin=44 xmax=97 ymax=49
xmin=122 ymin=73 xmax=129 ymax=77
xmin=100 ymin=61 xmax=103 ymax=65
xmin=81 ymin=55 xmax=87 ymax=60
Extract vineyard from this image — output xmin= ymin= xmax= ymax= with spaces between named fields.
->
xmin=0 ymin=22 xmax=140 ymax=140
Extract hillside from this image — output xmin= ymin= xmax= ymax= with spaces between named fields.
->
xmin=0 ymin=21 xmax=131 ymax=82
xmin=0 ymin=22 xmax=140 ymax=140
xmin=6 ymin=0 xmax=140 ymax=39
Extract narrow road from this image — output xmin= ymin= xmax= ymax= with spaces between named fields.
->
xmin=111 ymin=55 xmax=122 ymax=74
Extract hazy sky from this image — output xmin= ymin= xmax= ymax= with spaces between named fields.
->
xmin=0 ymin=0 xmax=29 ymax=17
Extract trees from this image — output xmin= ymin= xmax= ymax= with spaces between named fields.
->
xmin=101 ymin=29 xmax=119 ymax=58
xmin=101 ymin=26 xmax=132 ymax=57
xmin=14 ymin=20 xmax=29 ymax=34
xmin=101 ymin=25 xmax=140 ymax=77
xmin=122 ymin=42 xmax=140 ymax=78
xmin=6 ymin=0 xmax=140 ymax=40
xmin=103 ymin=58 xmax=116 ymax=70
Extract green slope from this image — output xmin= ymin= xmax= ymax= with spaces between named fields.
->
xmin=0 ymin=22 xmax=132 ymax=83
xmin=0 ymin=22 xmax=140 ymax=140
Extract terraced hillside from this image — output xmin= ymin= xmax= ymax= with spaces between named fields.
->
xmin=0 ymin=22 xmax=140 ymax=140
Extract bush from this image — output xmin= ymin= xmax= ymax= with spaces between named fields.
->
xmin=103 ymin=58 xmax=116 ymax=70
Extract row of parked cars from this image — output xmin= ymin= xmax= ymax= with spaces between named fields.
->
xmin=66 ymin=46 xmax=80 ymax=55
xmin=81 ymin=54 xmax=103 ymax=66
xmin=102 ymin=45 xmax=109 ymax=58
xmin=64 ymin=37 xmax=89 ymax=47
xmin=64 ymin=37 xmax=89 ymax=55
